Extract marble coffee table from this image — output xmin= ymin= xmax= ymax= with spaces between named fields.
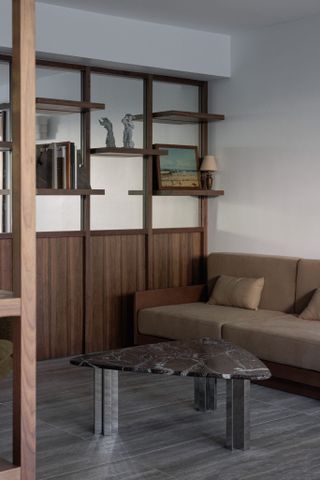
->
xmin=70 ymin=337 xmax=271 ymax=450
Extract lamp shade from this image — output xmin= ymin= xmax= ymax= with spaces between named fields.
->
xmin=200 ymin=155 xmax=217 ymax=172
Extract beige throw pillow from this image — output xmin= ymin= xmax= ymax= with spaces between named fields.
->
xmin=208 ymin=275 xmax=265 ymax=311
xmin=299 ymin=289 xmax=320 ymax=321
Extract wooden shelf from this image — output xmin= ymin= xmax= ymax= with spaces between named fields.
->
xmin=90 ymin=147 xmax=168 ymax=157
xmin=0 ymin=290 xmax=21 ymax=317
xmin=128 ymin=190 xmax=144 ymax=196
xmin=0 ymin=141 xmax=12 ymax=152
xmin=153 ymin=189 xmax=224 ymax=197
xmin=134 ymin=110 xmax=225 ymax=124
xmin=37 ymin=188 xmax=105 ymax=196
xmin=36 ymin=98 xmax=105 ymax=114
xmin=0 ymin=458 xmax=20 ymax=479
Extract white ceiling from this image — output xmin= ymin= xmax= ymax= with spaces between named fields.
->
xmin=38 ymin=0 xmax=320 ymax=34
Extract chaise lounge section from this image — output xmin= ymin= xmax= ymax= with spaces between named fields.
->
xmin=134 ymin=252 xmax=320 ymax=398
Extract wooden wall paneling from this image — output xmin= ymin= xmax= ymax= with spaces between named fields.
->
xmin=36 ymin=237 xmax=83 ymax=359
xmin=87 ymin=235 xmax=104 ymax=352
xmin=152 ymin=232 xmax=204 ymax=289
xmin=120 ymin=234 xmax=146 ymax=346
xmin=89 ymin=234 xmax=145 ymax=352
xmin=0 ymin=238 xmax=12 ymax=290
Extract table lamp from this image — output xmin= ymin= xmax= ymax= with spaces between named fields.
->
xmin=200 ymin=155 xmax=217 ymax=189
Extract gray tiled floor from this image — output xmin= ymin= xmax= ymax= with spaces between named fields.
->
xmin=1 ymin=358 xmax=320 ymax=479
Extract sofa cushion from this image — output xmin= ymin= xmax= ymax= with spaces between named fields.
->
xmin=0 ymin=340 xmax=12 ymax=380
xmin=295 ymin=259 xmax=320 ymax=314
xmin=208 ymin=275 xmax=264 ymax=310
xmin=207 ymin=252 xmax=298 ymax=313
xmin=223 ymin=317 xmax=320 ymax=372
xmin=299 ymin=288 xmax=320 ymax=321
xmin=138 ymin=302 xmax=295 ymax=341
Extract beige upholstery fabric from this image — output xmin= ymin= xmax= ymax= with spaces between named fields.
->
xmin=295 ymin=259 xmax=320 ymax=313
xmin=0 ymin=340 xmax=12 ymax=380
xmin=207 ymin=252 xmax=298 ymax=313
xmin=299 ymin=288 xmax=320 ymax=321
xmin=138 ymin=302 xmax=295 ymax=340
xmin=223 ymin=317 xmax=320 ymax=372
xmin=208 ymin=275 xmax=264 ymax=310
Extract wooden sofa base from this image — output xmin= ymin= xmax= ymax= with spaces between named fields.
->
xmin=134 ymin=285 xmax=320 ymax=400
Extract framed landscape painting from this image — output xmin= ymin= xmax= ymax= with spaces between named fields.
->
xmin=154 ymin=144 xmax=200 ymax=190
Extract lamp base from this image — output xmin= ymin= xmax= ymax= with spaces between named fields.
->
xmin=206 ymin=172 xmax=214 ymax=190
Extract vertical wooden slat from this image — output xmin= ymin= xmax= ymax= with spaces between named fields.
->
xmin=82 ymin=67 xmax=92 ymax=354
xmin=12 ymin=0 xmax=36 ymax=478
xmin=199 ymin=83 xmax=209 ymax=277
xmin=144 ymin=75 xmax=154 ymax=289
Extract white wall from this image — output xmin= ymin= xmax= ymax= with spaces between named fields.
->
xmin=208 ymin=15 xmax=320 ymax=259
xmin=0 ymin=0 xmax=230 ymax=79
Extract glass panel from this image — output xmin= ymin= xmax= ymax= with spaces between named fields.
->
xmin=36 ymin=196 xmax=81 ymax=232
xmin=152 ymin=81 xmax=200 ymax=228
xmin=91 ymin=156 xmax=143 ymax=230
xmin=36 ymin=66 xmax=81 ymax=101
xmin=91 ymin=74 xmax=144 ymax=149
xmin=0 ymin=62 xmax=10 ymax=107
xmin=91 ymin=74 xmax=144 ymax=230
xmin=153 ymin=81 xmax=199 ymax=112
xmin=35 ymin=66 xmax=82 ymax=231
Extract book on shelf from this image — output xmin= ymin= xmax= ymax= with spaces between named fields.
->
xmin=36 ymin=141 xmax=78 ymax=189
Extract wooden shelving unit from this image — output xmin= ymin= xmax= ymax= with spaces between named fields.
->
xmin=90 ymin=147 xmax=167 ymax=157
xmin=0 ymin=141 xmax=12 ymax=152
xmin=37 ymin=188 xmax=105 ymax=196
xmin=134 ymin=110 xmax=225 ymax=124
xmin=36 ymin=97 xmax=105 ymax=114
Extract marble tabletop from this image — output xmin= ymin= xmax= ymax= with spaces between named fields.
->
xmin=71 ymin=337 xmax=271 ymax=381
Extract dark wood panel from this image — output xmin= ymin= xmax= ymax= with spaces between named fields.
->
xmin=88 ymin=234 xmax=145 ymax=352
xmin=152 ymin=232 xmax=204 ymax=289
xmin=37 ymin=237 xmax=83 ymax=359
xmin=0 ymin=239 xmax=13 ymax=291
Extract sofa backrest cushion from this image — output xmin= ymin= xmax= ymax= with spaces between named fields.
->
xmin=207 ymin=252 xmax=299 ymax=313
xmin=295 ymin=259 xmax=320 ymax=313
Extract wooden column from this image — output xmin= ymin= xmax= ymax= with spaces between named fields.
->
xmin=12 ymin=0 xmax=37 ymax=478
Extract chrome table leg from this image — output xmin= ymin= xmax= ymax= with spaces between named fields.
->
xmin=226 ymin=379 xmax=250 ymax=450
xmin=194 ymin=377 xmax=217 ymax=412
xmin=94 ymin=368 xmax=118 ymax=435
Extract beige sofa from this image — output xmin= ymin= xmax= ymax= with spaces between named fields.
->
xmin=134 ymin=252 xmax=320 ymax=398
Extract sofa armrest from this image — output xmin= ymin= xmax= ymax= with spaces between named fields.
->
xmin=134 ymin=284 xmax=207 ymax=344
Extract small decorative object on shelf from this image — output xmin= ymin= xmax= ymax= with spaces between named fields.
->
xmin=200 ymin=155 xmax=218 ymax=190
xmin=154 ymin=144 xmax=201 ymax=190
xmin=99 ymin=117 xmax=116 ymax=147
xmin=121 ymin=113 xmax=135 ymax=148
